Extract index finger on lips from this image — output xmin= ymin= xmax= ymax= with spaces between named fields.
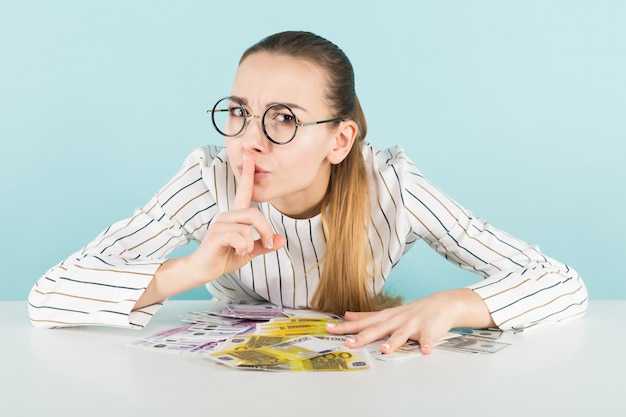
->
xmin=233 ymin=152 xmax=254 ymax=210
xmin=230 ymin=153 xmax=276 ymax=250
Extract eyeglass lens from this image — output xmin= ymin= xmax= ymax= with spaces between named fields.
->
xmin=211 ymin=97 xmax=298 ymax=144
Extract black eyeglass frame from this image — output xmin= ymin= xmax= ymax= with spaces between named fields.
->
xmin=207 ymin=96 xmax=345 ymax=145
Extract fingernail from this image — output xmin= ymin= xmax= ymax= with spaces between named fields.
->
xmin=346 ymin=337 xmax=356 ymax=344
xmin=423 ymin=344 xmax=432 ymax=352
xmin=266 ymin=238 xmax=273 ymax=249
xmin=325 ymin=322 xmax=336 ymax=328
xmin=381 ymin=343 xmax=391 ymax=351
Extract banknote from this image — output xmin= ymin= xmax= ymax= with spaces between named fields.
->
xmin=368 ymin=333 xmax=461 ymax=361
xmin=162 ymin=323 xmax=256 ymax=344
xmin=128 ymin=321 xmax=252 ymax=355
xmin=208 ymin=336 xmax=342 ymax=367
xmin=255 ymin=318 xmax=341 ymax=336
xmin=221 ymin=302 xmax=289 ymax=320
xmin=265 ymin=318 xmax=342 ymax=324
xmin=180 ymin=302 xmax=339 ymax=323
xmin=436 ymin=335 xmax=510 ymax=354
xmin=179 ymin=311 xmax=249 ymax=325
xmin=216 ymin=334 xmax=292 ymax=351
xmin=450 ymin=328 xmax=504 ymax=340
xmin=241 ymin=349 xmax=372 ymax=372
xmin=217 ymin=333 xmax=349 ymax=351
xmin=283 ymin=309 xmax=343 ymax=320
xmin=129 ymin=337 xmax=221 ymax=354
xmin=314 ymin=334 xmax=350 ymax=345
xmin=367 ymin=339 xmax=422 ymax=361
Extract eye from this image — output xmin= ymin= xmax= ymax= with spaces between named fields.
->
xmin=228 ymin=106 xmax=246 ymax=118
xmin=273 ymin=112 xmax=295 ymax=124
xmin=266 ymin=104 xmax=297 ymax=124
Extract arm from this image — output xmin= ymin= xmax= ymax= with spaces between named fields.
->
xmin=28 ymin=147 xmax=219 ymax=328
xmin=328 ymin=288 xmax=494 ymax=354
xmin=133 ymin=151 xmax=286 ymax=310
xmin=328 ymin=146 xmax=588 ymax=353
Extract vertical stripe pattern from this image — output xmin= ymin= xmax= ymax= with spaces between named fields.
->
xmin=28 ymin=144 xmax=588 ymax=331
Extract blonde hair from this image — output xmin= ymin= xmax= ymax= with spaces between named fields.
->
xmin=241 ymin=31 xmax=400 ymax=315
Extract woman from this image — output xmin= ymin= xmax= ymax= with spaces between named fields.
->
xmin=28 ymin=31 xmax=588 ymax=355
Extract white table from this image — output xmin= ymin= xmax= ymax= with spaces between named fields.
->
xmin=2 ymin=300 xmax=624 ymax=417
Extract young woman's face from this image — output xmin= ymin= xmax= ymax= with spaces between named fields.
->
xmin=225 ymin=52 xmax=342 ymax=218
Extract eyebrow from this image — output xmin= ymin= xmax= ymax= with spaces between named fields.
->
xmin=231 ymin=95 xmax=309 ymax=113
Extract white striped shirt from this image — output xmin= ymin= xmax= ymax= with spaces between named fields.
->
xmin=28 ymin=143 xmax=588 ymax=330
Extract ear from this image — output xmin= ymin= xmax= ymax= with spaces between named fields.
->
xmin=327 ymin=120 xmax=358 ymax=164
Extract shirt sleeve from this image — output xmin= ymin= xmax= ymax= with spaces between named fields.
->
xmin=391 ymin=146 xmax=588 ymax=331
xmin=28 ymin=146 xmax=223 ymax=328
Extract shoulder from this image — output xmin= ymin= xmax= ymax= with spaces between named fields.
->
xmin=362 ymin=142 xmax=422 ymax=178
xmin=183 ymin=145 xmax=228 ymax=168
xmin=156 ymin=145 xmax=228 ymax=200
xmin=166 ymin=145 xmax=231 ymax=198
xmin=185 ymin=145 xmax=236 ymax=211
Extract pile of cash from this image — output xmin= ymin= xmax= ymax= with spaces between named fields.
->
xmin=206 ymin=317 xmax=371 ymax=371
xmin=128 ymin=302 xmax=512 ymax=371
xmin=207 ymin=333 xmax=371 ymax=372
xmin=128 ymin=308 xmax=260 ymax=354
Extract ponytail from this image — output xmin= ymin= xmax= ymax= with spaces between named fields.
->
xmin=242 ymin=31 xmax=400 ymax=315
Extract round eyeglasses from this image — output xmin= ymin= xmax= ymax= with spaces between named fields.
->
xmin=207 ymin=96 xmax=344 ymax=145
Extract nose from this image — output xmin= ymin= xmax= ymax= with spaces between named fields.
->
xmin=240 ymin=114 xmax=267 ymax=153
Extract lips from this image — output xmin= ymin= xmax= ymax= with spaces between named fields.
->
xmin=252 ymin=165 xmax=268 ymax=174
xmin=238 ymin=164 xmax=269 ymax=181
xmin=238 ymin=164 xmax=267 ymax=174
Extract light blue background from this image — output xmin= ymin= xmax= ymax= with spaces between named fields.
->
xmin=1 ymin=0 xmax=624 ymax=302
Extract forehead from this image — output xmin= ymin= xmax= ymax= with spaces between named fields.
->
xmin=231 ymin=52 xmax=328 ymax=109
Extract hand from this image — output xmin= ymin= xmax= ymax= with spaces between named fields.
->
xmin=135 ymin=152 xmax=286 ymax=310
xmin=325 ymin=289 xmax=495 ymax=355
xmin=187 ymin=152 xmax=285 ymax=285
